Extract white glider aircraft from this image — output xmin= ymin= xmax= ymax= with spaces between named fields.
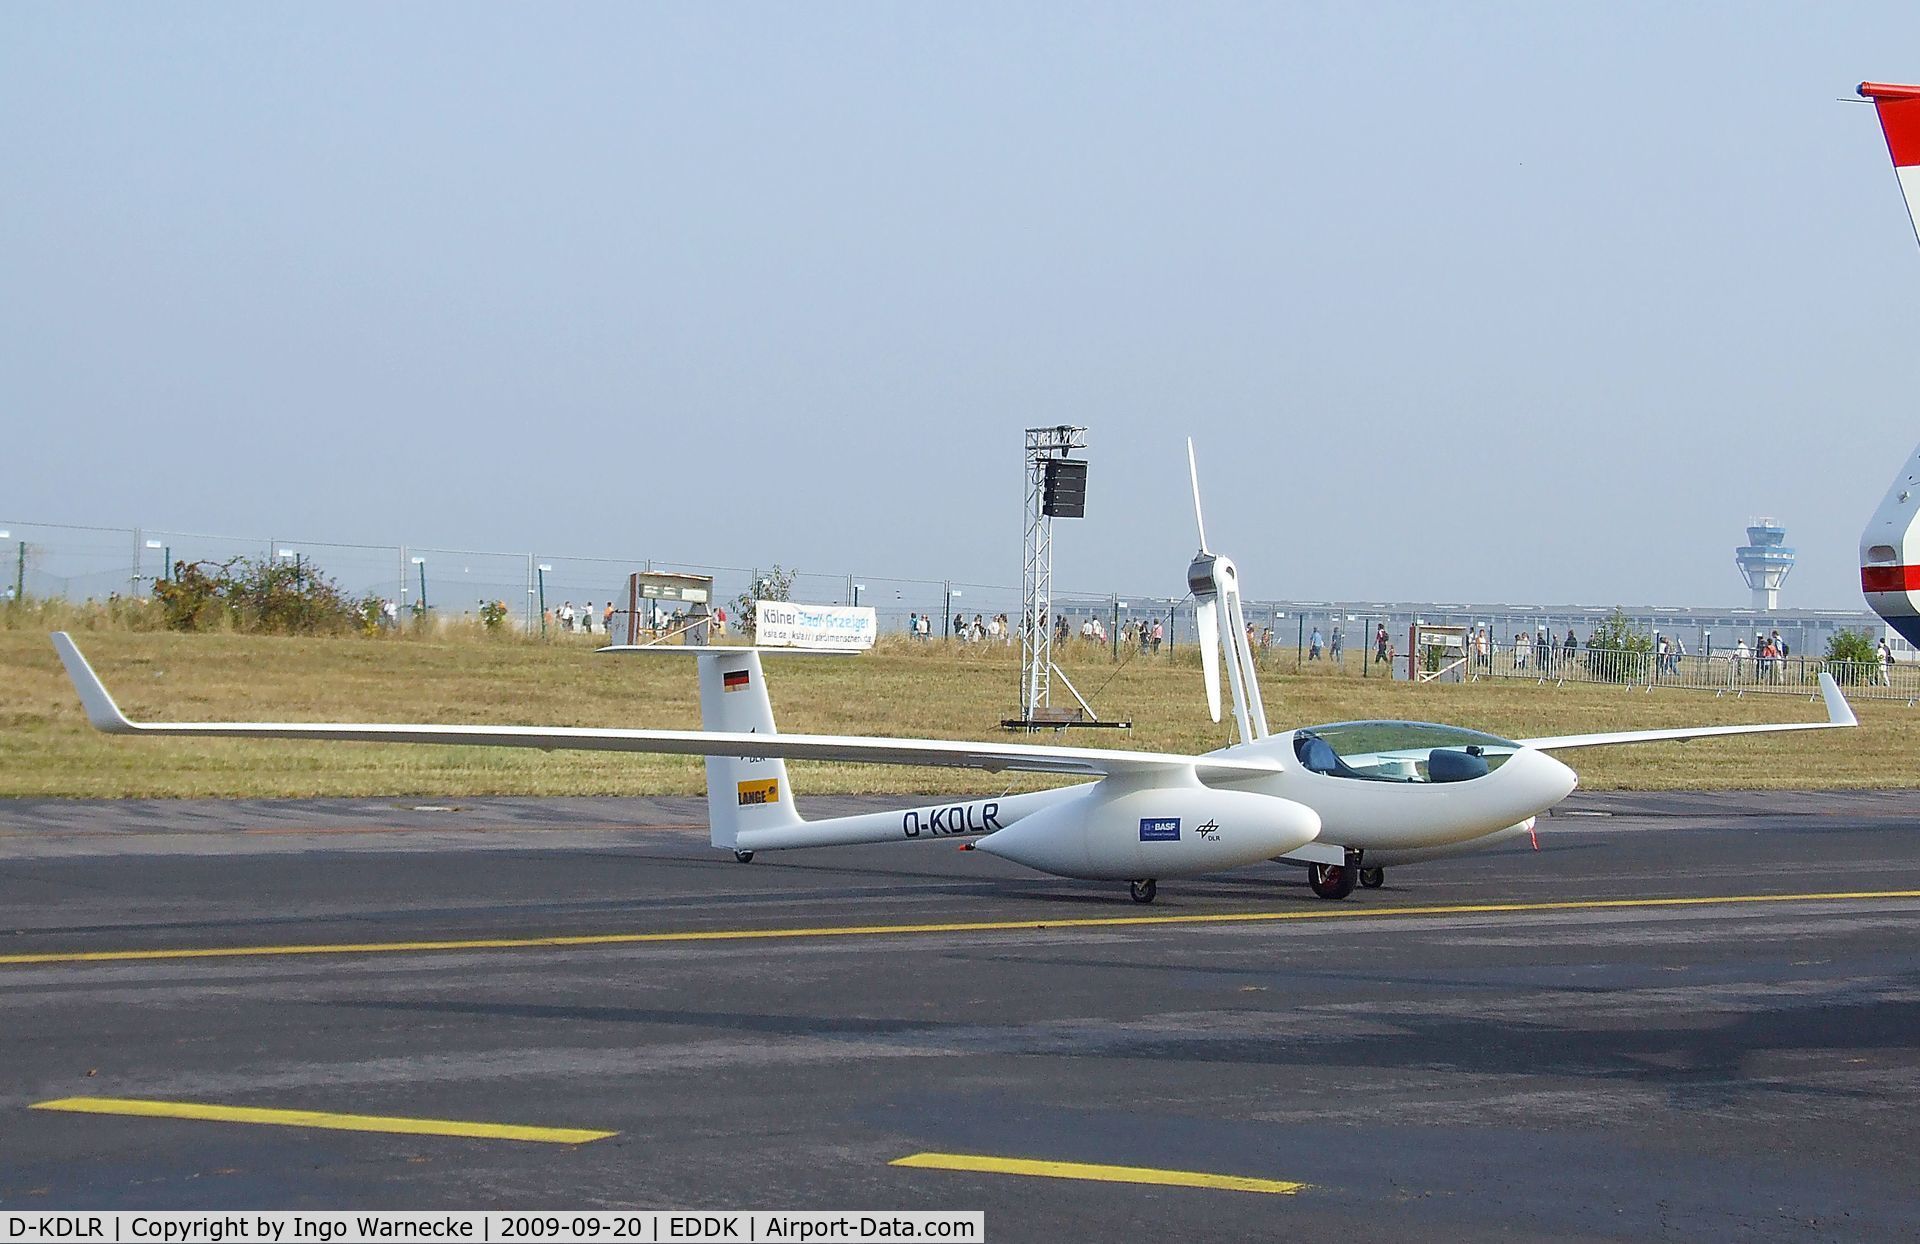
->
xmin=52 ymin=446 xmax=1855 ymax=904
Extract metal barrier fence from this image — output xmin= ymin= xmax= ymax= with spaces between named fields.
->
xmin=0 ymin=518 xmax=1191 ymax=641
xmin=2 ymin=520 xmax=1896 ymax=703
xmin=1461 ymin=638 xmax=1915 ymax=702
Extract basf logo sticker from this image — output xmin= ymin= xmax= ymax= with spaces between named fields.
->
xmin=1139 ymin=817 xmax=1181 ymax=842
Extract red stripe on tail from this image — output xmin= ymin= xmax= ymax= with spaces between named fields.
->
xmin=1861 ymin=82 xmax=1920 ymax=168
xmin=1861 ymin=563 xmax=1920 ymax=593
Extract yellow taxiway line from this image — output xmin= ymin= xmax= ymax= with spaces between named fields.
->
xmin=30 ymin=1096 xmax=615 ymax=1144
xmin=892 ymin=1151 xmax=1307 ymax=1195
xmin=3 ymin=889 xmax=1917 ymax=968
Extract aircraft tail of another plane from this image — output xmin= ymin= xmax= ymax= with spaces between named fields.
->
xmin=1861 ymin=82 xmax=1920 ymax=248
xmin=1856 ymin=83 xmax=1920 ymax=643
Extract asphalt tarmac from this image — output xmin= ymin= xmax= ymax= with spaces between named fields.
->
xmin=3 ymin=789 xmax=1919 ymax=1242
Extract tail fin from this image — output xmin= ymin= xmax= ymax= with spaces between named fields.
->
xmin=599 ymin=643 xmax=856 ymax=850
xmin=1860 ymin=82 xmax=1920 ymax=248
xmin=692 ymin=651 xmax=803 ymax=849
xmin=1856 ymin=84 xmax=1920 ymax=645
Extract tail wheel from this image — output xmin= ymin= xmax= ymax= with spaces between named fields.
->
xmin=1359 ymin=867 xmax=1385 ymax=889
xmin=1308 ymin=862 xmax=1357 ymax=900
xmin=1129 ymin=879 xmax=1158 ymax=904
xmin=733 ymin=849 xmax=755 ymax=864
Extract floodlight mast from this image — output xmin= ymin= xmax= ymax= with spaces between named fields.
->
xmin=1017 ymin=425 xmax=1088 ymax=727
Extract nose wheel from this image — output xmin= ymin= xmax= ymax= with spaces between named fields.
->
xmin=733 ymin=849 xmax=755 ymax=864
xmin=1129 ymin=879 xmax=1158 ymax=904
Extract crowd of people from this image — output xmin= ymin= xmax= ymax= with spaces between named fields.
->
xmin=543 ymin=600 xmax=614 ymax=635
xmin=1440 ymin=623 xmax=1898 ymax=687
xmin=903 ymin=612 xmax=1015 ymax=642
xmin=539 ymin=601 xmax=730 ymax=638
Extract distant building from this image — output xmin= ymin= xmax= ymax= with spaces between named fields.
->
xmin=1734 ymin=518 xmax=1795 ymax=611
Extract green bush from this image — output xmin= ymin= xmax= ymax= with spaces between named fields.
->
xmin=153 ymin=557 xmax=370 ymax=635
xmin=1824 ymin=628 xmax=1882 ymax=685
xmin=734 ymin=565 xmax=795 ymax=639
xmin=1583 ymin=608 xmax=1653 ymax=683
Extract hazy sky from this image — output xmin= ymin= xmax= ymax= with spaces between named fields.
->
xmin=6 ymin=3 xmax=1920 ymax=608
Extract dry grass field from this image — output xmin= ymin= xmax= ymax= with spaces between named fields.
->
xmin=2 ymin=629 xmax=1911 ymax=798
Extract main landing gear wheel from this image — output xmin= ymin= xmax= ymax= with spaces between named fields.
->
xmin=733 ymin=849 xmax=755 ymax=864
xmin=1308 ymin=862 xmax=1358 ymax=900
xmin=1130 ymin=879 xmax=1158 ymax=904
xmin=1359 ymin=867 xmax=1385 ymax=889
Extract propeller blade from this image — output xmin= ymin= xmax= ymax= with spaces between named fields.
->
xmin=1196 ymin=595 xmax=1223 ymax=723
xmin=1187 ymin=437 xmax=1209 ymax=554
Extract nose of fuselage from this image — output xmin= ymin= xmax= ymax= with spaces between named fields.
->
xmin=1514 ymin=746 xmax=1579 ymax=806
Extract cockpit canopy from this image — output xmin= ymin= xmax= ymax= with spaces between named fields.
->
xmin=1293 ymin=720 xmax=1519 ymax=783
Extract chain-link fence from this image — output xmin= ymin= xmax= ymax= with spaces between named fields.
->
xmin=0 ymin=519 xmax=1181 ymax=643
xmin=1 ymin=520 xmax=1897 ymax=705
xmin=1454 ymin=635 xmax=1917 ymax=702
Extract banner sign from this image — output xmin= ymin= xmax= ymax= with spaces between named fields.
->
xmin=755 ymin=601 xmax=877 ymax=650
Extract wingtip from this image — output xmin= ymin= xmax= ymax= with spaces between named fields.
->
xmin=49 ymin=632 xmax=136 ymax=733
xmin=1818 ymin=672 xmax=1859 ymax=727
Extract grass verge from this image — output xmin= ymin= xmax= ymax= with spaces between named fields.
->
xmin=1 ymin=631 xmax=1905 ymax=798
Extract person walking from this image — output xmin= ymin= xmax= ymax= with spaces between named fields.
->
xmin=1375 ymin=623 xmax=1391 ymax=664
xmin=1308 ymin=626 xmax=1323 ymax=661
xmin=1330 ymin=626 xmax=1344 ymax=664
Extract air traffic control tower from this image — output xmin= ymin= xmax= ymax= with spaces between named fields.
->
xmin=1735 ymin=518 xmax=1795 ymax=610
